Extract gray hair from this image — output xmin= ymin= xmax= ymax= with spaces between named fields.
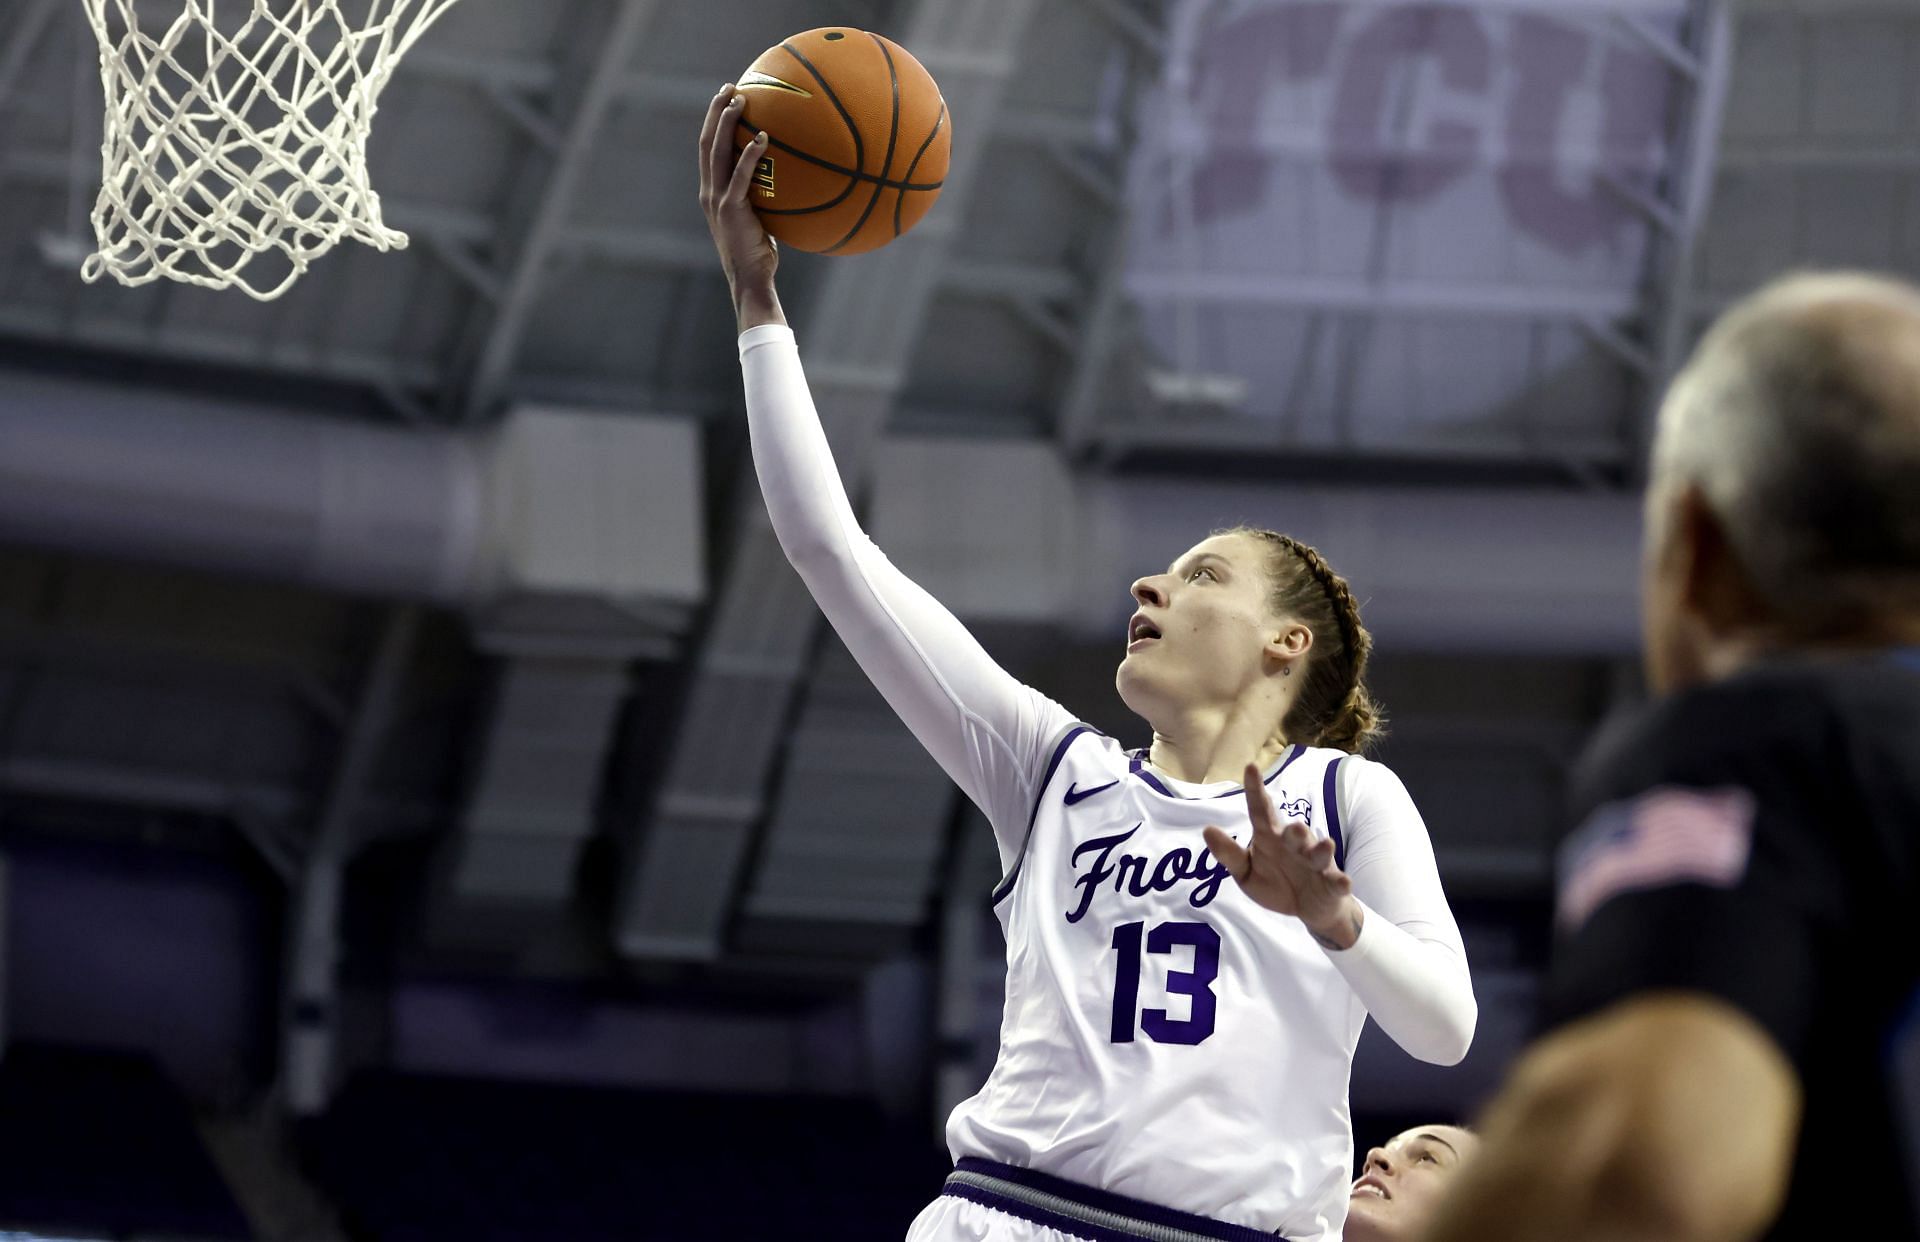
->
xmin=1651 ymin=271 xmax=1920 ymax=630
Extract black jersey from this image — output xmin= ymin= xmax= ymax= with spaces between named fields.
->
xmin=1543 ymin=649 xmax=1920 ymax=1241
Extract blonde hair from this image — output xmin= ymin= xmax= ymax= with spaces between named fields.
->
xmin=1220 ymin=526 xmax=1385 ymax=754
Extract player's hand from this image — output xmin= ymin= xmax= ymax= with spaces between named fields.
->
xmin=699 ymin=84 xmax=780 ymax=322
xmin=1203 ymin=764 xmax=1363 ymax=949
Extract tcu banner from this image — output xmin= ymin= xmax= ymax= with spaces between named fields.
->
xmin=1121 ymin=1 xmax=1700 ymax=435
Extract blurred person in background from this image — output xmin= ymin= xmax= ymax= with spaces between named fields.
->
xmin=1344 ymin=1124 xmax=1479 ymax=1242
xmin=1422 ymin=271 xmax=1920 ymax=1242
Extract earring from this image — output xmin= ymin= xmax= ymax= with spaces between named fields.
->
xmin=1283 ymin=666 xmax=1292 ymax=677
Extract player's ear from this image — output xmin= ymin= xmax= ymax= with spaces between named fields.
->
xmin=1673 ymin=486 xmax=1773 ymax=635
xmin=1267 ymin=622 xmax=1312 ymax=665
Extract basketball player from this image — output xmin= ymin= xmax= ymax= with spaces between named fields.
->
xmin=1346 ymin=1125 xmax=1479 ymax=1242
xmin=1420 ymin=272 xmax=1920 ymax=1242
xmin=699 ymin=85 xmax=1475 ymax=1242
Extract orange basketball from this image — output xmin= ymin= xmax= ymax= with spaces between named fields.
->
xmin=732 ymin=28 xmax=950 ymax=256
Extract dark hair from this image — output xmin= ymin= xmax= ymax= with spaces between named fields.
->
xmin=1220 ymin=526 xmax=1385 ymax=753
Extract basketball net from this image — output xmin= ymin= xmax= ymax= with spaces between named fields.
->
xmin=80 ymin=0 xmax=463 ymax=301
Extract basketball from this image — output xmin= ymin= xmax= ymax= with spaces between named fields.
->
xmin=732 ymin=28 xmax=949 ymax=256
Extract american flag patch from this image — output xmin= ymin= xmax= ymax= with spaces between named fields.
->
xmin=1556 ymin=786 xmax=1758 ymax=932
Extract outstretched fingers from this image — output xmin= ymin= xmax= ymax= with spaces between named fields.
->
xmin=697 ymin=86 xmax=731 ymax=200
xmin=1241 ymin=763 xmax=1275 ymax=834
xmin=1201 ymin=826 xmax=1250 ymax=881
xmin=1277 ymin=821 xmax=1340 ymax=874
xmin=705 ymin=87 xmax=748 ymax=206
xmin=727 ymin=130 xmax=768 ymax=206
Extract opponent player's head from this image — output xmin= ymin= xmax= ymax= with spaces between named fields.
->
xmin=1644 ymin=270 xmax=1920 ymax=691
xmin=1116 ymin=527 xmax=1383 ymax=752
xmin=1343 ymin=1124 xmax=1479 ymax=1241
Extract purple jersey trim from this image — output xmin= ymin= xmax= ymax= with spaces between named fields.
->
xmin=993 ymin=725 xmax=1097 ymax=906
xmin=1127 ymin=752 xmax=1177 ymax=797
xmin=1128 ymin=743 xmax=1306 ymax=800
xmin=1212 ymin=742 xmax=1307 ymax=797
xmin=948 ymin=1158 xmax=1287 ymax=1242
xmin=1323 ymin=757 xmax=1346 ymax=872
xmin=1893 ymin=647 xmax=1920 ymax=674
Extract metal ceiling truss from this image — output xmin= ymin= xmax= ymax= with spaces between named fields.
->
xmin=0 ymin=0 xmax=62 ymax=112
xmin=0 ymin=754 xmax=442 ymax=838
xmin=1717 ymin=141 xmax=1920 ymax=170
xmin=282 ymin=607 xmax=422 ymax=1117
xmin=1615 ymin=0 xmax=1734 ymax=480
xmin=1053 ymin=1 xmax=1175 ymax=454
xmin=441 ymin=0 xmax=664 ymax=423
xmin=614 ymin=0 xmax=1045 ymax=963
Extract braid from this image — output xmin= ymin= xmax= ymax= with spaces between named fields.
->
xmin=1271 ymin=534 xmax=1366 ymax=680
xmin=1224 ymin=527 xmax=1386 ymax=754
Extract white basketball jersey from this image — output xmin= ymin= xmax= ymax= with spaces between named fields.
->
xmin=945 ymin=726 xmax=1367 ymax=1241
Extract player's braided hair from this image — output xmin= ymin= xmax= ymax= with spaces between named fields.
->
xmin=1222 ymin=526 xmax=1385 ymax=754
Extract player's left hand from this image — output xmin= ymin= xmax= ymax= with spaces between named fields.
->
xmin=1203 ymin=764 xmax=1363 ymax=948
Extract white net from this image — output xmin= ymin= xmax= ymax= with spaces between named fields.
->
xmin=80 ymin=0 xmax=463 ymax=301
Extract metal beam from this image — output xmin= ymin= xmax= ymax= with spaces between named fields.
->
xmin=477 ymin=81 xmax=566 ymax=151
xmin=403 ymin=48 xmax=555 ymax=95
xmin=1068 ymin=0 xmax=1161 ymax=56
xmin=942 ymin=259 xmax=1081 ymax=303
xmin=0 ymin=853 xmax=9 ymax=1056
xmin=1124 ymin=273 xmax=1642 ymax=318
xmin=1733 ymin=0 xmax=1913 ymax=10
xmin=384 ymin=201 xmax=499 ymax=248
xmin=0 ymin=0 xmax=62 ymax=112
xmin=0 ymin=299 xmax=726 ymax=426
xmin=0 ymin=754 xmax=442 ymax=833
xmin=445 ymin=0 xmax=662 ymax=423
xmin=0 ymin=618 xmax=350 ymax=731
xmin=0 ymin=304 xmax=443 ymax=391
xmin=1610 ymin=12 xmax=1705 ymax=80
xmin=1600 ymin=171 xmax=1685 ymax=236
xmin=953 ymin=267 xmax=1654 ymax=323
xmin=1036 ymin=142 xmax=1125 ymax=213
xmin=561 ymin=224 xmax=716 ymax=269
xmin=1577 ymin=316 xmax=1659 ymax=378
xmin=1092 ymin=414 xmax=1629 ymax=470
xmin=1631 ymin=0 xmax=1734 ymax=481
xmin=1004 ymin=296 xmax=1079 ymax=355
xmin=1717 ymin=141 xmax=1920 ymax=170
xmin=414 ymin=228 xmax=505 ymax=303
xmin=1056 ymin=6 xmax=1173 ymax=452
xmin=282 ymin=606 xmax=420 ymax=1116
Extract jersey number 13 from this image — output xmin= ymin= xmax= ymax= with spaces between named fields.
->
xmin=1109 ymin=920 xmax=1220 ymax=1045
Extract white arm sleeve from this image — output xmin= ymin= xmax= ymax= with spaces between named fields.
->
xmin=740 ymin=324 xmax=1077 ymax=872
xmin=1323 ymin=757 xmax=1478 ymax=1065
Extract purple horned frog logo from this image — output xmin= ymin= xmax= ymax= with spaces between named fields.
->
xmin=1274 ymin=797 xmax=1313 ymax=827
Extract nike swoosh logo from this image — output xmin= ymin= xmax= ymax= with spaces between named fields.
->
xmin=739 ymin=70 xmax=813 ymax=97
xmin=1063 ymin=779 xmax=1120 ymax=806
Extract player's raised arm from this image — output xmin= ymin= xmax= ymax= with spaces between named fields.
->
xmin=698 ymin=85 xmax=1073 ymax=865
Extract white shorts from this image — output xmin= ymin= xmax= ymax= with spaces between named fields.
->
xmin=907 ymin=1160 xmax=1286 ymax=1242
xmin=906 ymin=1194 xmax=1094 ymax=1242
